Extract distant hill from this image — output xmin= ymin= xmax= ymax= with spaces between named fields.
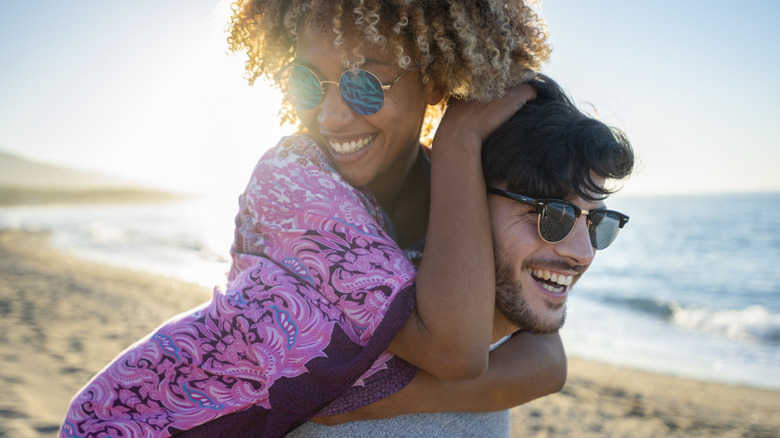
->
xmin=0 ymin=151 xmax=183 ymax=206
xmin=0 ymin=151 xmax=128 ymax=189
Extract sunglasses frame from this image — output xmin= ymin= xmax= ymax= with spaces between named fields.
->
xmin=279 ymin=64 xmax=411 ymax=115
xmin=487 ymin=187 xmax=629 ymax=250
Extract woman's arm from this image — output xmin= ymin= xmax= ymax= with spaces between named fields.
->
xmin=314 ymin=332 xmax=567 ymax=424
xmin=388 ymin=86 xmax=536 ymax=381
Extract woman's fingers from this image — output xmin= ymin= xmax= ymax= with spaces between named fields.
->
xmin=439 ymin=84 xmax=536 ymax=144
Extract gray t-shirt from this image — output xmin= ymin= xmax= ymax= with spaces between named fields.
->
xmin=286 ymin=410 xmax=510 ymax=437
xmin=287 ymin=337 xmax=513 ymax=437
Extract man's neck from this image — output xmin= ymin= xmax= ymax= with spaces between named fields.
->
xmin=491 ymin=310 xmax=520 ymax=343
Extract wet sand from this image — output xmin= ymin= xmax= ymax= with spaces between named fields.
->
xmin=1 ymin=230 xmax=778 ymax=437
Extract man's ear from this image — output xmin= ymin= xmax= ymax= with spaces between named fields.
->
xmin=423 ymin=79 xmax=446 ymax=106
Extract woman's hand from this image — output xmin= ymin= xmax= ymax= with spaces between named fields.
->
xmin=435 ymin=84 xmax=537 ymax=149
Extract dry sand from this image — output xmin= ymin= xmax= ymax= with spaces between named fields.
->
xmin=1 ymin=230 xmax=778 ymax=437
xmin=0 ymin=231 xmax=210 ymax=438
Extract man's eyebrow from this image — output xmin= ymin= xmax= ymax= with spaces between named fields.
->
xmin=512 ymin=201 xmax=536 ymax=214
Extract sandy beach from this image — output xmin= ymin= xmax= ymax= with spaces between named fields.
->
xmin=1 ymin=230 xmax=778 ymax=438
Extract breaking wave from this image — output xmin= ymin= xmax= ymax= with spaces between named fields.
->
xmin=671 ymin=305 xmax=780 ymax=343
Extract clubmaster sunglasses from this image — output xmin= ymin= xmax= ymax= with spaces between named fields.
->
xmin=487 ymin=187 xmax=629 ymax=250
xmin=279 ymin=64 xmax=411 ymax=116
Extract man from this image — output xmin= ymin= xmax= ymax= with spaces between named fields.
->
xmin=288 ymin=74 xmax=635 ymax=436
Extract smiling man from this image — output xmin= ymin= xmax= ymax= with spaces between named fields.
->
xmin=482 ymin=74 xmax=634 ymax=341
xmin=289 ymin=74 xmax=635 ymax=436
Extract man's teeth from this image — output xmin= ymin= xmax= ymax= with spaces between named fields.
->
xmin=529 ymin=268 xmax=573 ymax=293
xmin=329 ymin=135 xmax=375 ymax=155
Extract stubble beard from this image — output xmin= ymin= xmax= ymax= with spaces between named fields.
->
xmin=494 ymin=250 xmax=567 ymax=335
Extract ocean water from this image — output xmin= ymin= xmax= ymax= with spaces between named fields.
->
xmin=561 ymin=192 xmax=780 ymax=389
xmin=1 ymin=192 xmax=778 ymax=390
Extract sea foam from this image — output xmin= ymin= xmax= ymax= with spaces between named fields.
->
xmin=672 ymin=305 xmax=780 ymax=343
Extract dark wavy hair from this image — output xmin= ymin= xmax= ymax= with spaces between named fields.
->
xmin=482 ymin=75 xmax=635 ymax=201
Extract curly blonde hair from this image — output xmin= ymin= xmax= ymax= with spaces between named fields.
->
xmin=228 ymin=0 xmax=550 ymax=140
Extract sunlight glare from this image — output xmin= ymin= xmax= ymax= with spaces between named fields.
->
xmin=125 ymin=1 xmax=292 ymax=199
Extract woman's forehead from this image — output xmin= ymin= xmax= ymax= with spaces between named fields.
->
xmin=297 ymin=16 xmax=395 ymax=67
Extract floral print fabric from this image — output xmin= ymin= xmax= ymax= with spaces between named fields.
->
xmin=61 ymin=136 xmax=418 ymax=437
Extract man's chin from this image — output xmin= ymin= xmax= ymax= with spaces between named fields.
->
xmin=494 ymin=259 xmax=567 ymax=334
xmin=503 ymin=309 xmax=566 ymax=335
xmin=526 ymin=322 xmax=564 ymax=335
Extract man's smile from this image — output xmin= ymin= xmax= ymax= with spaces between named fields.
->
xmin=528 ymin=268 xmax=575 ymax=294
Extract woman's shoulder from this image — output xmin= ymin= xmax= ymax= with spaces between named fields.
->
xmin=260 ymin=135 xmax=336 ymax=176
xmin=244 ymin=135 xmax=382 ymax=222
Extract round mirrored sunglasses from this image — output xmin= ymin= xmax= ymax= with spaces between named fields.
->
xmin=279 ymin=64 xmax=410 ymax=116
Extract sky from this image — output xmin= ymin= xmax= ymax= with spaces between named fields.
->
xmin=1 ymin=0 xmax=779 ymax=198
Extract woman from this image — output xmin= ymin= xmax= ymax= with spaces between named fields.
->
xmin=62 ymin=1 xmax=561 ymax=437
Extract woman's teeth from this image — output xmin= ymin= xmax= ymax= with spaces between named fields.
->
xmin=329 ymin=135 xmax=376 ymax=155
xmin=529 ymin=268 xmax=573 ymax=293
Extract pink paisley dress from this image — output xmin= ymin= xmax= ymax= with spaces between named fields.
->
xmin=61 ymin=136 xmax=419 ymax=437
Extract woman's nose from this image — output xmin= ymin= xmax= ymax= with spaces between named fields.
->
xmin=317 ymin=85 xmax=354 ymax=129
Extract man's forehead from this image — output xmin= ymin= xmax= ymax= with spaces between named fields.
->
xmin=497 ymin=186 xmax=608 ymax=211
xmin=570 ymin=195 xmax=607 ymax=211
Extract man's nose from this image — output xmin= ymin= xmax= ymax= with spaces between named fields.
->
xmin=317 ymin=84 xmax=354 ymax=128
xmin=555 ymin=216 xmax=595 ymax=264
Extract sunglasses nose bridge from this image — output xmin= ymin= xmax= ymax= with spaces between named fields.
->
xmin=317 ymin=80 xmax=341 ymax=102
xmin=316 ymin=79 xmax=356 ymax=127
xmin=578 ymin=212 xmax=612 ymax=251
xmin=573 ymin=208 xmax=606 ymax=249
xmin=554 ymin=215 xmax=596 ymax=262
xmin=319 ymin=79 xmax=340 ymax=89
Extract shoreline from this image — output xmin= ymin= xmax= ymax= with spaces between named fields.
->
xmin=511 ymin=357 xmax=779 ymax=437
xmin=1 ymin=230 xmax=778 ymax=437
xmin=0 ymin=186 xmax=188 ymax=207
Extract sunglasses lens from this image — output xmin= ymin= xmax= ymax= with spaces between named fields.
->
xmin=339 ymin=69 xmax=385 ymax=115
xmin=539 ymin=202 xmax=578 ymax=243
xmin=280 ymin=65 xmax=322 ymax=110
xmin=589 ymin=211 xmax=622 ymax=250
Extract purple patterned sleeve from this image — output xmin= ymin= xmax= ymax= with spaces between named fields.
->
xmin=61 ymin=136 xmax=418 ymax=438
